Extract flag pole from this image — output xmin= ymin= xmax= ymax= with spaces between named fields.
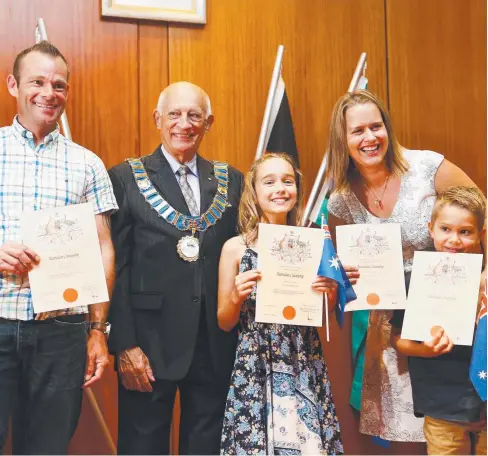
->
xmin=301 ymin=156 xmax=328 ymax=226
xmin=322 ymin=214 xmax=330 ymax=341
xmin=301 ymin=52 xmax=368 ymax=227
xmin=324 ymin=293 xmax=330 ymax=342
xmin=34 ymin=18 xmax=116 ymax=456
xmin=347 ymin=52 xmax=367 ymax=93
xmin=255 ymin=45 xmax=285 ymax=160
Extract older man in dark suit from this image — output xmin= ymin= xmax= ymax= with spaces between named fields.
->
xmin=108 ymin=82 xmax=243 ymax=455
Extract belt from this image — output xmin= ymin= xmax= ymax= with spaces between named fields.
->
xmin=0 ymin=314 xmax=87 ymax=324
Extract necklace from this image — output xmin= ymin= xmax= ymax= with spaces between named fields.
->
xmin=127 ymin=158 xmax=230 ymax=262
xmin=363 ymin=175 xmax=390 ymax=210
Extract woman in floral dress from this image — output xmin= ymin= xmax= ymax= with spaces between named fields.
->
xmin=324 ymin=90 xmax=479 ymax=443
xmin=218 ymin=153 xmax=343 ymax=455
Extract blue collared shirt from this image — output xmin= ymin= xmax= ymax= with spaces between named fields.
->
xmin=0 ymin=117 xmax=118 ymax=320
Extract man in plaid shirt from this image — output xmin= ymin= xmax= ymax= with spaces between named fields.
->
xmin=0 ymin=41 xmax=117 ymax=454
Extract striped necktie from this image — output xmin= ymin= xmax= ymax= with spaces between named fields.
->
xmin=176 ymin=165 xmax=199 ymax=216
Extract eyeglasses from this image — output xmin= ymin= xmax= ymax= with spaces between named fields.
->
xmin=164 ymin=110 xmax=206 ymax=124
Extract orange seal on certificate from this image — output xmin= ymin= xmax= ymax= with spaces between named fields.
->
xmin=366 ymin=293 xmax=380 ymax=306
xmin=63 ymin=288 xmax=79 ymax=303
xmin=282 ymin=306 xmax=296 ymax=321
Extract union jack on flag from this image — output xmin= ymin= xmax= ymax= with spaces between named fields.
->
xmin=317 ymin=218 xmax=357 ymax=327
xmin=470 ymin=276 xmax=487 ymax=401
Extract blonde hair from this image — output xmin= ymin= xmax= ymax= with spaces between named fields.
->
xmin=238 ymin=153 xmax=303 ymax=246
xmin=432 ymin=186 xmax=487 ymax=231
xmin=325 ymin=90 xmax=408 ymax=192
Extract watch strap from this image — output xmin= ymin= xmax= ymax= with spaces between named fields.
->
xmin=89 ymin=321 xmax=109 ymax=334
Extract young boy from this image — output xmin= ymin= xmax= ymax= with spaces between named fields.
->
xmin=390 ymin=186 xmax=487 ymax=455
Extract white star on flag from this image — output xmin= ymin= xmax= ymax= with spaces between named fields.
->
xmin=478 ymin=370 xmax=487 ymax=380
xmin=329 ymin=256 xmax=340 ymax=270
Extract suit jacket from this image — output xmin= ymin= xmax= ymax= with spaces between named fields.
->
xmin=108 ymin=147 xmax=243 ymax=380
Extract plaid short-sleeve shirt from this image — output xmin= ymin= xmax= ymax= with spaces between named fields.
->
xmin=0 ymin=117 xmax=118 ymax=320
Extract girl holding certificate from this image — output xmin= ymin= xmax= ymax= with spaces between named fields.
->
xmin=324 ymin=90 xmax=480 ymax=445
xmin=217 ymin=153 xmax=343 ymax=455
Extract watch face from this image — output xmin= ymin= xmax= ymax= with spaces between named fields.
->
xmin=105 ymin=322 xmax=111 ymax=336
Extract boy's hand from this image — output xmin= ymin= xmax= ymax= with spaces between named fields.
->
xmin=423 ymin=328 xmax=454 ymax=357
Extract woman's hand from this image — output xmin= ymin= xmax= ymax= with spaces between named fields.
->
xmin=343 ymin=265 xmax=360 ymax=285
xmin=231 ymin=270 xmax=261 ymax=307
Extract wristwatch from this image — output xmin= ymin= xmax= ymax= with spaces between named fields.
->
xmin=89 ymin=321 xmax=111 ymax=336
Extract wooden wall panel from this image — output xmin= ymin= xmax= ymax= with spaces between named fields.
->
xmin=138 ymin=22 xmax=169 ymax=157
xmin=387 ymin=0 xmax=487 ymax=192
xmin=168 ymin=0 xmax=388 ymax=201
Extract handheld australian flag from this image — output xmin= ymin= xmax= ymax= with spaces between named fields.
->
xmin=317 ymin=218 xmax=357 ymax=327
xmin=470 ymin=279 xmax=487 ymax=401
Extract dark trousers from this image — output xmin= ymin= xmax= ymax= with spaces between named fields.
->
xmin=0 ymin=315 xmax=87 ymax=455
xmin=118 ymin=319 xmax=231 ymax=455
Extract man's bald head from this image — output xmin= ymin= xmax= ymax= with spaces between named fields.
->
xmin=156 ymin=81 xmax=212 ymax=117
xmin=153 ymin=81 xmax=214 ymax=162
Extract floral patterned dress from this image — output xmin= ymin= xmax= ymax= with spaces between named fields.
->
xmin=328 ymin=149 xmax=444 ymax=442
xmin=220 ymin=248 xmax=343 ymax=455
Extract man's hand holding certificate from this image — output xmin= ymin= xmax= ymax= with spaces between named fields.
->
xmin=20 ymin=203 xmax=109 ymax=313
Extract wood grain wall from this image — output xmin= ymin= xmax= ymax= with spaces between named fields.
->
xmin=387 ymin=0 xmax=487 ymax=191
xmin=0 ymin=0 xmax=485 ymax=455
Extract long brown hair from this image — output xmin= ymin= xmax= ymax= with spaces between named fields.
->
xmin=325 ymin=90 xmax=408 ymax=192
xmin=238 ymin=153 xmax=304 ymax=246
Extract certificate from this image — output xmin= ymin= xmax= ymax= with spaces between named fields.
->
xmin=401 ymin=251 xmax=482 ymax=345
xmin=20 ymin=203 xmax=109 ymax=313
xmin=255 ymin=223 xmax=324 ymax=326
xmin=336 ymin=223 xmax=406 ymax=311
